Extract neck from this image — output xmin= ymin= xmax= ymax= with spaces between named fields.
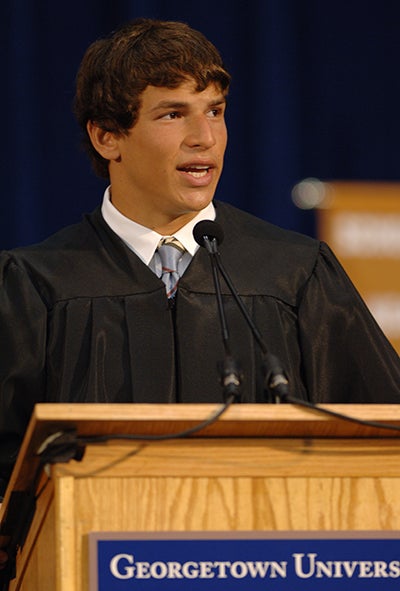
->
xmin=151 ymin=212 xmax=200 ymax=236
xmin=109 ymin=188 xmax=204 ymax=235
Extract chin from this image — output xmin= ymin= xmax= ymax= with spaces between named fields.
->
xmin=184 ymin=192 xmax=215 ymax=211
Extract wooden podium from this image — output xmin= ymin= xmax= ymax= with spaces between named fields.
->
xmin=1 ymin=403 xmax=400 ymax=590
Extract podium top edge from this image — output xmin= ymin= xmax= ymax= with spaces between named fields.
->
xmin=31 ymin=402 xmax=400 ymax=424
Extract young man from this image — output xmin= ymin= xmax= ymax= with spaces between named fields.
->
xmin=0 ymin=18 xmax=399 ymax=491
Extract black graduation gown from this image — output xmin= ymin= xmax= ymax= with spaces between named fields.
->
xmin=1 ymin=200 xmax=399 ymax=487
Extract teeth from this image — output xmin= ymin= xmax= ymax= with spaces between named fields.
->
xmin=181 ymin=165 xmax=210 ymax=178
xmin=188 ymin=169 xmax=208 ymax=178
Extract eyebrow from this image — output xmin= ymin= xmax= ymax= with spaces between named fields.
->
xmin=150 ymin=97 xmax=227 ymax=112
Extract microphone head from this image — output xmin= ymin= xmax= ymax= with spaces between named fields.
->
xmin=193 ymin=220 xmax=224 ymax=248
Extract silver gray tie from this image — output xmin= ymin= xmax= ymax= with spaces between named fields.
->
xmin=157 ymin=237 xmax=185 ymax=298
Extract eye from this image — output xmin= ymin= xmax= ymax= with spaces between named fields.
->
xmin=162 ymin=111 xmax=182 ymax=120
xmin=208 ymin=106 xmax=224 ymax=118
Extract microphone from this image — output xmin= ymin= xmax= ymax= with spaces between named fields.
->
xmin=193 ymin=221 xmax=242 ymax=402
xmin=193 ymin=219 xmax=224 ymax=251
xmin=193 ymin=220 xmax=289 ymax=403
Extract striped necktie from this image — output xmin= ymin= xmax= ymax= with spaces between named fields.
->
xmin=157 ymin=237 xmax=186 ymax=299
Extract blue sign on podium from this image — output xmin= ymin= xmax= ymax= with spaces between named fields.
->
xmin=88 ymin=532 xmax=400 ymax=590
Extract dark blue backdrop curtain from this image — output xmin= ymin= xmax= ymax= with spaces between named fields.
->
xmin=2 ymin=1 xmax=400 ymax=249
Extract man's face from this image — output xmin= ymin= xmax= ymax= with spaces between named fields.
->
xmin=110 ymin=79 xmax=228 ymax=232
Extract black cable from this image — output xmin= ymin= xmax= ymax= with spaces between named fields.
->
xmin=283 ymin=394 xmax=400 ymax=434
xmin=39 ymin=395 xmax=237 ymax=454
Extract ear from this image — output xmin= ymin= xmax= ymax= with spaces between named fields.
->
xmin=86 ymin=121 xmax=121 ymax=161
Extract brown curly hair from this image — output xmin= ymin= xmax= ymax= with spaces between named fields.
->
xmin=74 ymin=18 xmax=231 ymax=178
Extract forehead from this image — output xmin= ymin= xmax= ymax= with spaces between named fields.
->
xmin=139 ymin=79 xmax=227 ymax=111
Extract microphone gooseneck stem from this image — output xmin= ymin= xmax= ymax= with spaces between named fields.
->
xmin=214 ymin=253 xmax=268 ymax=356
xmin=203 ymin=236 xmax=242 ymax=401
xmin=204 ymin=237 xmax=230 ymax=348
xmin=193 ymin=219 xmax=289 ymax=403
xmin=213 ymin=251 xmax=289 ymax=403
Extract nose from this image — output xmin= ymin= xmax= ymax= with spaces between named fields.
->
xmin=184 ymin=115 xmax=216 ymax=149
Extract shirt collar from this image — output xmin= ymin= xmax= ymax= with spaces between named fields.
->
xmin=101 ymin=186 xmax=216 ymax=265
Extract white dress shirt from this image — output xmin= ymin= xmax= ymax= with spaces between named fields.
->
xmin=101 ymin=187 xmax=216 ymax=275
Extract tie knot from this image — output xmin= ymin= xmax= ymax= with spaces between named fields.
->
xmin=157 ymin=237 xmax=185 ymax=270
xmin=158 ymin=236 xmax=185 ymax=252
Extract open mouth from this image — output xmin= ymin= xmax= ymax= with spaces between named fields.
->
xmin=178 ymin=165 xmax=211 ymax=178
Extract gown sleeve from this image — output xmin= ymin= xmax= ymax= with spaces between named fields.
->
xmin=297 ymin=242 xmax=400 ymax=403
xmin=0 ymin=254 xmax=47 ymax=494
